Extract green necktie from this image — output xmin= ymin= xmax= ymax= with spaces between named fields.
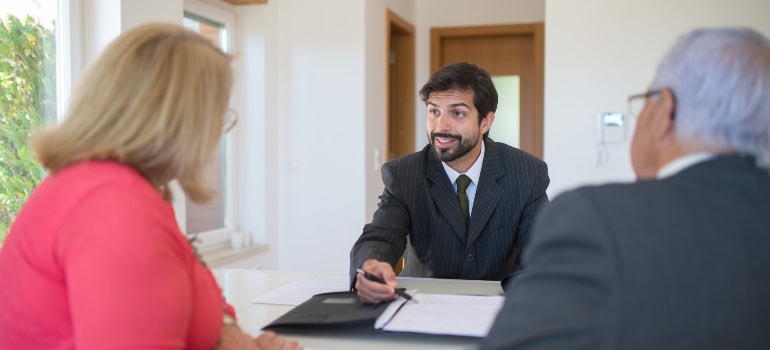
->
xmin=456 ymin=174 xmax=472 ymax=231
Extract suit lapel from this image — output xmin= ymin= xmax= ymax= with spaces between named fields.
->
xmin=467 ymin=140 xmax=504 ymax=246
xmin=425 ymin=147 xmax=467 ymax=242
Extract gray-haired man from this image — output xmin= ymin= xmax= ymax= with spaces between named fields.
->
xmin=483 ymin=27 xmax=770 ymax=349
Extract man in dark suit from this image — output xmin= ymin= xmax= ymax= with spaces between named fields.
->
xmin=350 ymin=62 xmax=550 ymax=303
xmin=482 ymin=27 xmax=770 ymax=349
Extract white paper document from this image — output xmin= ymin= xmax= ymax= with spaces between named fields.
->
xmin=376 ymin=293 xmax=505 ymax=337
xmin=373 ymin=289 xmax=416 ymax=329
xmin=249 ymin=280 xmax=349 ymax=306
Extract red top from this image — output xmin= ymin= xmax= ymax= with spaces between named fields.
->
xmin=0 ymin=161 xmax=225 ymax=349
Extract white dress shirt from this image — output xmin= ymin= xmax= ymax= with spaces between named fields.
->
xmin=656 ymin=152 xmax=716 ymax=179
xmin=442 ymin=141 xmax=485 ymax=217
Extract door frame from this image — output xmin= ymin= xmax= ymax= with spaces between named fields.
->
xmin=430 ymin=23 xmax=544 ymax=159
xmin=385 ymin=9 xmax=415 ymax=161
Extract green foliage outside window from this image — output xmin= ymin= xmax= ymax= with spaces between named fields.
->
xmin=0 ymin=15 xmax=56 ymax=246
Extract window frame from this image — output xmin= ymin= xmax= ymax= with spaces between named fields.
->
xmin=57 ymin=0 xmax=81 ymax=121
xmin=0 ymin=0 xmax=73 ymax=243
xmin=176 ymin=0 xmax=240 ymax=253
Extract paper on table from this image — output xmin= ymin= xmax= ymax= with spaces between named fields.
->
xmin=373 ymin=289 xmax=415 ymax=329
xmin=249 ymin=280 xmax=350 ymax=306
xmin=376 ymin=294 xmax=505 ymax=337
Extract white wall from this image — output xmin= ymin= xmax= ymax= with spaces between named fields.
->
xmin=385 ymin=0 xmax=415 ymax=23
xmin=544 ymin=0 xmax=770 ymax=196
xmin=81 ymin=0 xmax=120 ymax=66
xmin=362 ymin=1 xmax=416 ymax=237
xmin=363 ymin=1 xmax=388 ymax=227
xmin=231 ymin=3 xmax=275 ymax=268
xmin=234 ymin=0 xmax=368 ymax=273
xmin=120 ymin=0 xmax=181 ymax=31
xmin=81 ymin=0 xmax=182 ymax=66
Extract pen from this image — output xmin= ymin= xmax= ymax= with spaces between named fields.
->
xmin=356 ymin=268 xmax=413 ymax=301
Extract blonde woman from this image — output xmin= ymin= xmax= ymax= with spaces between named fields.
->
xmin=0 ymin=23 xmax=300 ymax=350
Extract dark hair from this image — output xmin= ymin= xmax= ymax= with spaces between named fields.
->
xmin=419 ymin=62 xmax=498 ymax=138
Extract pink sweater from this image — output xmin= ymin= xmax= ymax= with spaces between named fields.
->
xmin=0 ymin=161 xmax=224 ymax=349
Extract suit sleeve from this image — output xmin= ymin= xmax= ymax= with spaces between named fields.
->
xmin=61 ymin=187 xmax=197 ymax=349
xmin=514 ymin=160 xmax=550 ymax=265
xmin=349 ymin=162 xmax=410 ymax=284
xmin=482 ymin=190 xmax=620 ymax=350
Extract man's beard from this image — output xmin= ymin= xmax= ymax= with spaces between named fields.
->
xmin=429 ymin=132 xmax=479 ymax=162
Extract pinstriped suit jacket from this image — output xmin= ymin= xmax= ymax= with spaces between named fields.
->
xmin=349 ymin=139 xmax=549 ymax=283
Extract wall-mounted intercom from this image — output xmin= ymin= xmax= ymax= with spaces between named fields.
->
xmin=595 ymin=112 xmax=627 ymax=167
xmin=596 ymin=112 xmax=626 ymax=144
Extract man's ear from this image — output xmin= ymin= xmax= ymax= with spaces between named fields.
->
xmin=481 ymin=112 xmax=495 ymax=134
xmin=652 ymin=88 xmax=676 ymax=141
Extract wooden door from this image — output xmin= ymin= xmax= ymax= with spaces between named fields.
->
xmin=431 ymin=23 xmax=544 ymax=159
xmin=386 ymin=10 xmax=415 ymax=160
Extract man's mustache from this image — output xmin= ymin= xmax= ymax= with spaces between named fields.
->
xmin=431 ymin=132 xmax=461 ymax=141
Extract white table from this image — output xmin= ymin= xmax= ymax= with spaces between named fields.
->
xmin=212 ymin=269 xmax=504 ymax=350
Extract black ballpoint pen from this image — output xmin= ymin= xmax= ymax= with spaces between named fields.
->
xmin=356 ymin=268 xmax=413 ymax=301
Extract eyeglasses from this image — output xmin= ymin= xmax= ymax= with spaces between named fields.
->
xmin=627 ymin=89 xmax=662 ymax=118
xmin=223 ymin=108 xmax=239 ymax=133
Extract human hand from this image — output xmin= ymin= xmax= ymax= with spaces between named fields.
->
xmin=355 ymin=259 xmax=398 ymax=303
xmin=254 ymin=331 xmax=302 ymax=350
xmin=215 ymin=324 xmax=258 ymax=350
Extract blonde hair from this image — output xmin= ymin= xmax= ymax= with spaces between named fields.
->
xmin=31 ymin=22 xmax=233 ymax=203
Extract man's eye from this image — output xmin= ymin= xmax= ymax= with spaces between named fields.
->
xmin=429 ymin=109 xmax=440 ymax=116
xmin=453 ymin=111 xmax=465 ymax=118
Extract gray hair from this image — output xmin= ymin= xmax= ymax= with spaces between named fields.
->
xmin=651 ymin=27 xmax=770 ymax=168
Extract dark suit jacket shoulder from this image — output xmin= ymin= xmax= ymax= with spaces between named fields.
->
xmin=483 ymin=155 xmax=770 ymax=349
xmin=350 ymin=139 xmax=549 ymax=283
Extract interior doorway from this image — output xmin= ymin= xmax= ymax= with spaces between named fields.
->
xmin=386 ymin=10 xmax=415 ymax=161
xmin=430 ymin=23 xmax=544 ymax=159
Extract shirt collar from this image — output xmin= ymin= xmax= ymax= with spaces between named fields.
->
xmin=656 ymin=152 xmax=716 ymax=179
xmin=442 ymin=140 xmax=485 ymax=185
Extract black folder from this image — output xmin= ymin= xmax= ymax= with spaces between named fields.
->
xmin=262 ymin=291 xmax=391 ymax=334
xmin=262 ymin=290 xmax=503 ymax=339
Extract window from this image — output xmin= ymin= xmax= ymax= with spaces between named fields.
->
xmin=177 ymin=0 xmax=240 ymax=253
xmin=183 ymin=13 xmax=231 ymax=234
xmin=0 ymin=0 xmax=71 ymax=246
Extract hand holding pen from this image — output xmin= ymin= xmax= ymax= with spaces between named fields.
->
xmin=354 ymin=259 xmax=408 ymax=304
xmin=357 ymin=268 xmax=413 ymax=301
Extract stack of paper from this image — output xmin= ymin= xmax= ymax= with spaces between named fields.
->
xmin=376 ymin=293 xmax=505 ymax=337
